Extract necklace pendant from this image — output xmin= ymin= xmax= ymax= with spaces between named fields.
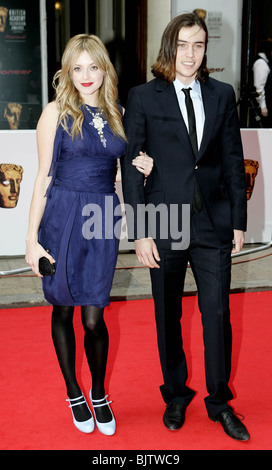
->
xmin=85 ymin=104 xmax=107 ymax=148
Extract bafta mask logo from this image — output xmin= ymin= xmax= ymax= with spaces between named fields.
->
xmin=4 ymin=103 xmax=22 ymax=130
xmin=244 ymin=159 xmax=259 ymax=201
xmin=193 ymin=9 xmax=207 ymax=20
xmin=0 ymin=163 xmax=23 ymax=208
xmin=0 ymin=6 xmax=8 ymax=32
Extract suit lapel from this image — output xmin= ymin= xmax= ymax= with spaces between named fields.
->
xmin=197 ymin=81 xmax=219 ymax=161
xmin=155 ymin=79 xmax=219 ymax=162
xmin=156 ymin=80 xmax=194 ymax=158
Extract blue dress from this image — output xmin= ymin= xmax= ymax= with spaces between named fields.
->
xmin=38 ymin=106 xmax=126 ymax=307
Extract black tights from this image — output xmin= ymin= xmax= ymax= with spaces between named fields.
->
xmin=52 ymin=305 xmax=111 ymax=422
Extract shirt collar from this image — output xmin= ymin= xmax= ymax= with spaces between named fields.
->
xmin=173 ymin=78 xmax=201 ymax=97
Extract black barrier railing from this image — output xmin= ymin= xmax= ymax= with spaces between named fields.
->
xmin=0 ymin=241 xmax=271 ymax=277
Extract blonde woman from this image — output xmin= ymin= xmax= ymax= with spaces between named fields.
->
xmin=25 ymin=34 xmax=153 ymax=436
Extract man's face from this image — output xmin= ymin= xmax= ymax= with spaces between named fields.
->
xmin=175 ymin=25 xmax=206 ymax=85
xmin=0 ymin=168 xmax=23 ymax=208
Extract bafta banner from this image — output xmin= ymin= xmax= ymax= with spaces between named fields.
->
xmin=0 ymin=0 xmax=42 ymax=130
xmin=172 ymin=0 xmax=243 ymax=98
xmin=0 ymin=0 xmax=42 ymax=256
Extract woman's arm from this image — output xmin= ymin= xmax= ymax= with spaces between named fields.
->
xmin=122 ymin=105 xmax=153 ymax=177
xmin=25 ymin=101 xmax=59 ymax=277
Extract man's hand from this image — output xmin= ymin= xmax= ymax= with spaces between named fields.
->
xmin=232 ymin=229 xmax=245 ymax=254
xmin=134 ymin=238 xmax=160 ymax=268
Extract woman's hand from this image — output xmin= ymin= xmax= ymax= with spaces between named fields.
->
xmin=25 ymin=240 xmax=55 ymax=278
xmin=132 ymin=151 xmax=153 ymax=177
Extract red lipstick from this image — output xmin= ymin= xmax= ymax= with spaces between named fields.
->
xmin=81 ymin=82 xmax=93 ymax=87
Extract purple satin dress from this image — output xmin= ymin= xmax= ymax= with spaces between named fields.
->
xmin=38 ymin=106 xmax=126 ymax=307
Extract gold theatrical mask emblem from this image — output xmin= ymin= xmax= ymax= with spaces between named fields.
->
xmin=193 ymin=9 xmax=207 ymax=20
xmin=4 ymin=103 xmax=22 ymax=130
xmin=244 ymin=159 xmax=259 ymax=201
xmin=0 ymin=163 xmax=23 ymax=208
xmin=0 ymin=6 xmax=8 ymax=32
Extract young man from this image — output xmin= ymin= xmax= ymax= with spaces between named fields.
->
xmin=121 ymin=13 xmax=249 ymax=441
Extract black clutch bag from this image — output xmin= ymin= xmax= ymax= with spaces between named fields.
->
xmin=39 ymin=257 xmax=56 ymax=276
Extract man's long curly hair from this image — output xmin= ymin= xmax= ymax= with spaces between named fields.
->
xmin=151 ymin=12 xmax=210 ymax=84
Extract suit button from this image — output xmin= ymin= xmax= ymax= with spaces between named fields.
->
xmin=195 ymin=165 xmax=199 ymax=170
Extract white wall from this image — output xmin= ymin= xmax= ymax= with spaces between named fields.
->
xmin=0 ymin=131 xmax=38 ymax=256
xmin=147 ymin=0 xmax=172 ymax=81
xmin=241 ymin=129 xmax=272 ymax=244
xmin=1 ymin=1 xmax=271 ymax=256
xmin=1 ymin=129 xmax=271 ymax=256
xmin=117 ymin=130 xmax=272 ymax=247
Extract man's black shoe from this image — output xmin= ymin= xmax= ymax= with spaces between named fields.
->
xmin=163 ymin=403 xmax=186 ymax=430
xmin=209 ymin=408 xmax=250 ymax=441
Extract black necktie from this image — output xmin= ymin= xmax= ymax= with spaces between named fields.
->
xmin=182 ymin=87 xmax=203 ymax=213
xmin=182 ymin=87 xmax=198 ymax=156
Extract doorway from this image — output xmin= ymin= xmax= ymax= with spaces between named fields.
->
xmin=240 ymin=0 xmax=272 ymax=127
xmin=45 ymin=0 xmax=147 ymax=105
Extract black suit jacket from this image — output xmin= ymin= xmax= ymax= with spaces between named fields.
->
xmin=121 ymin=77 xmax=247 ymax=248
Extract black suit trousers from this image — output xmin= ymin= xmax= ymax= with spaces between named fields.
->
xmin=150 ymin=207 xmax=234 ymax=418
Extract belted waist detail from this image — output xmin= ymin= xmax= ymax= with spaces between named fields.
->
xmin=54 ymin=159 xmax=116 ymax=193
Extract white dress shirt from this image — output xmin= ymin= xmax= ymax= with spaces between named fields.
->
xmin=173 ymin=78 xmax=205 ymax=150
xmin=253 ymin=52 xmax=270 ymax=109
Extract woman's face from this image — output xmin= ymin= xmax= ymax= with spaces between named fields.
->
xmin=71 ymin=50 xmax=104 ymax=105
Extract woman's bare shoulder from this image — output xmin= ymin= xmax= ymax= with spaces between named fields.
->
xmin=37 ymin=101 xmax=59 ymax=130
xmin=42 ymin=101 xmax=59 ymax=118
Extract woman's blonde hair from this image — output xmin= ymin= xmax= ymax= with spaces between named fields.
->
xmin=53 ymin=34 xmax=126 ymax=141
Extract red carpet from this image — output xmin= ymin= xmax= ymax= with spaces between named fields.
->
xmin=0 ymin=292 xmax=271 ymax=453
